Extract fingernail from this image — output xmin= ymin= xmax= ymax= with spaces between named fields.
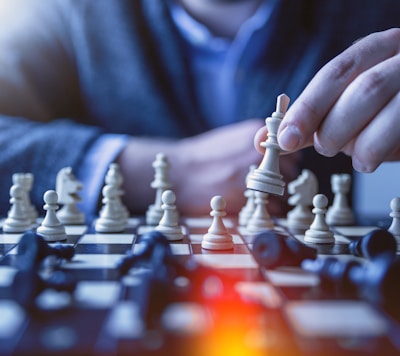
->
xmin=278 ymin=125 xmax=302 ymax=151
xmin=352 ymin=156 xmax=374 ymax=173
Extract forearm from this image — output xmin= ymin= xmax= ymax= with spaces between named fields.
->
xmin=0 ymin=115 xmax=102 ymax=215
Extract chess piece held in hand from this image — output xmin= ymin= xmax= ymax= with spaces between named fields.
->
xmin=247 ymin=94 xmax=289 ymax=196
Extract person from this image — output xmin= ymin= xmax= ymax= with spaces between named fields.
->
xmin=0 ymin=0 xmax=398 ymax=219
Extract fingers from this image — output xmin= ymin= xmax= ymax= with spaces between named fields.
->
xmin=278 ymin=28 xmax=400 ymax=153
xmin=314 ymin=53 xmax=400 ymax=159
xmin=349 ymin=91 xmax=400 ymax=172
xmin=253 ymin=125 xmax=268 ymax=154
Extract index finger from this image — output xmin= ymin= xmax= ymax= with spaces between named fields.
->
xmin=277 ymin=29 xmax=400 ymax=152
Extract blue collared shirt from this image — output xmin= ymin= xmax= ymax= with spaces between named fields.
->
xmin=79 ymin=0 xmax=277 ymax=216
xmin=169 ymin=0 xmax=277 ymax=126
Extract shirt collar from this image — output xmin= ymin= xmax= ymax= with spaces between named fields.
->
xmin=168 ymin=0 xmax=277 ymax=52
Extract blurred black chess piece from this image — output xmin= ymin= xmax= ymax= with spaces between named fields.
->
xmin=348 ymin=228 xmax=397 ymax=259
xmin=118 ymin=231 xmax=247 ymax=328
xmin=252 ymin=231 xmax=317 ymax=269
xmin=302 ymin=252 xmax=400 ymax=314
xmin=16 ymin=230 xmax=75 ymax=270
xmin=12 ymin=231 xmax=76 ymax=311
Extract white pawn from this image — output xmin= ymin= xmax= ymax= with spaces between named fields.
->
xmin=37 ymin=190 xmax=67 ymax=242
xmin=3 ymin=185 xmax=32 ymax=233
xmin=304 ymin=194 xmax=335 ymax=244
xmin=155 ymin=190 xmax=183 ymax=241
xmin=246 ymin=191 xmax=274 ymax=233
xmin=202 ymin=196 xmax=233 ymax=250
xmin=95 ymin=185 xmax=126 ymax=233
xmin=388 ymin=197 xmax=400 ymax=247
xmin=326 ymin=174 xmax=354 ymax=226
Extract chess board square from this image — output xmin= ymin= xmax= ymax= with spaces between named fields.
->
xmin=0 ymin=234 xmax=22 ymax=244
xmin=75 ymin=281 xmax=121 ymax=307
xmin=263 ymin=267 xmax=319 ymax=287
xmin=104 ymin=301 xmax=144 ymax=339
xmin=0 ymin=266 xmax=17 ymax=287
xmin=132 ymin=242 xmax=190 ymax=255
xmin=74 ymin=244 xmax=131 ymax=254
xmin=78 ymin=234 xmax=135 ymax=244
xmin=137 ymin=225 xmax=185 ymax=236
xmin=0 ymin=301 xmax=26 ymax=339
xmin=62 ymin=254 xmax=125 ymax=269
xmin=161 ymin=302 xmax=212 ymax=334
xmin=285 ymin=300 xmax=388 ymax=337
xmin=235 ymin=281 xmax=282 ymax=308
xmin=193 ymin=254 xmax=257 ymax=269
xmin=65 ymin=225 xmax=88 ymax=236
xmin=334 ymin=226 xmax=377 ymax=237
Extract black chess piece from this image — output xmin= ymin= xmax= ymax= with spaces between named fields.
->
xmin=117 ymin=231 xmax=176 ymax=327
xmin=348 ymin=229 xmax=397 ymax=259
xmin=117 ymin=230 xmax=173 ymax=277
xmin=252 ymin=231 xmax=317 ymax=269
xmin=12 ymin=269 xmax=76 ymax=310
xmin=301 ymin=252 xmax=400 ymax=307
xmin=16 ymin=231 xmax=75 ymax=271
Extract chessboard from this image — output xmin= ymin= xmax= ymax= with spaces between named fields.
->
xmin=0 ymin=214 xmax=399 ymax=356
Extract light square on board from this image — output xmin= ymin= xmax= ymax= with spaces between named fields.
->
xmin=263 ymin=268 xmax=319 ymax=287
xmin=285 ymin=300 xmax=388 ymax=338
xmin=0 ymin=301 xmax=26 ymax=339
xmin=62 ymin=254 xmax=125 ymax=269
xmin=65 ymin=225 xmax=88 ymax=236
xmin=79 ymin=234 xmax=135 ymax=244
xmin=75 ymin=281 xmax=121 ymax=307
xmin=193 ymin=253 xmax=257 ymax=269
xmin=0 ymin=234 xmax=22 ymax=244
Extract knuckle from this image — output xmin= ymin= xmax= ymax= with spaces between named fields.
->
xmin=354 ymin=70 xmax=386 ymax=99
xmin=383 ymin=28 xmax=400 ymax=50
xmin=323 ymin=56 xmax=357 ymax=83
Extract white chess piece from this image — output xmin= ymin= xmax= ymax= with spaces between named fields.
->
xmin=326 ymin=174 xmax=354 ymax=226
xmin=202 ymin=196 xmax=233 ymax=250
xmin=3 ymin=185 xmax=32 ymax=233
xmin=238 ymin=164 xmax=257 ymax=226
xmin=146 ymin=153 xmax=173 ymax=225
xmin=246 ymin=191 xmax=274 ymax=233
xmin=37 ymin=190 xmax=67 ymax=242
xmin=155 ymin=190 xmax=183 ymax=241
xmin=304 ymin=194 xmax=335 ymax=244
xmin=56 ymin=167 xmax=85 ymax=225
xmin=104 ymin=163 xmax=129 ymax=221
xmin=12 ymin=173 xmax=38 ymax=224
xmin=95 ymin=184 xmax=127 ymax=233
xmin=388 ymin=197 xmax=400 ymax=246
xmin=246 ymin=94 xmax=289 ymax=196
xmin=286 ymin=169 xmax=318 ymax=232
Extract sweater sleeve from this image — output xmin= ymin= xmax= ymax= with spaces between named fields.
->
xmin=0 ymin=0 xmax=106 ymax=214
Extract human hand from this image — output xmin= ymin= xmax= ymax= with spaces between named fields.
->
xmin=271 ymin=28 xmax=400 ymax=173
xmin=117 ymin=119 xmax=300 ymax=216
